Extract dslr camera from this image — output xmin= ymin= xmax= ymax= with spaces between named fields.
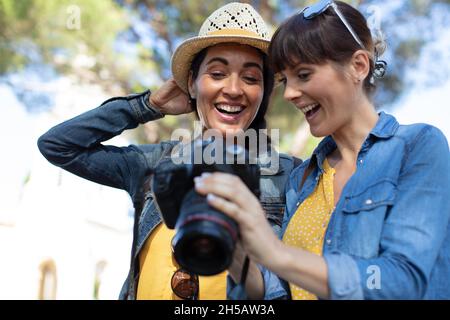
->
xmin=152 ymin=139 xmax=260 ymax=276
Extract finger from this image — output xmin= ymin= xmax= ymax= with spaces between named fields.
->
xmin=168 ymin=78 xmax=180 ymax=89
xmin=196 ymin=179 xmax=252 ymax=211
xmin=206 ymin=193 xmax=242 ymax=222
xmin=195 ymin=173 xmax=258 ymax=208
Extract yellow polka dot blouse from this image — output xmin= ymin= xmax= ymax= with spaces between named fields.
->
xmin=282 ymin=158 xmax=335 ymax=300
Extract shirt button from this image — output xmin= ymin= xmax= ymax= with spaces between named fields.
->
xmin=326 ymin=239 xmax=331 ymax=245
xmin=296 ymin=202 xmax=300 ymax=206
xmin=365 ymin=199 xmax=373 ymax=205
xmin=359 ymin=159 xmax=363 ymax=164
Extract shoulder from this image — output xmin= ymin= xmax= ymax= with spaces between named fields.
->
xmin=290 ymin=157 xmax=311 ymax=177
xmin=133 ymin=140 xmax=179 ymax=153
xmin=395 ymin=123 xmax=449 ymax=152
xmin=285 ymin=157 xmax=312 ymax=189
xmin=278 ymin=153 xmax=303 ymax=171
xmin=384 ymin=122 xmax=450 ymax=176
xmin=259 ymin=153 xmax=302 ymax=197
xmin=129 ymin=140 xmax=181 ymax=168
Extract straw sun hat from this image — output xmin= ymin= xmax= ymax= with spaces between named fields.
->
xmin=171 ymin=2 xmax=271 ymax=93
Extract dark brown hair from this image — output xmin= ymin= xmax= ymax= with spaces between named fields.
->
xmin=190 ymin=45 xmax=274 ymax=131
xmin=269 ymin=1 xmax=379 ymax=96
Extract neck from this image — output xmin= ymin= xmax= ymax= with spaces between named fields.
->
xmin=330 ymin=100 xmax=379 ymax=164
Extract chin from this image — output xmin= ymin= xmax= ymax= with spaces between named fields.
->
xmin=309 ymin=126 xmax=330 ymax=138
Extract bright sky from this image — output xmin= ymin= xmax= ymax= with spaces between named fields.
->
xmin=389 ymin=79 xmax=450 ymax=139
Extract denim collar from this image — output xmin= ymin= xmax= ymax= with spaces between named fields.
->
xmin=369 ymin=111 xmax=399 ymax=139
xmin=310 ymin=111 xmax=399 ymax=172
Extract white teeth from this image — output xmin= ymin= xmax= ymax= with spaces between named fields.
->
xmin=299 ymin=103 xmax=319 ymax=114
xmin=216 ymin=104 xmax=244 ymax=113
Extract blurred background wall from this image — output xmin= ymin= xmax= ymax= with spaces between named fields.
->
xmin=0 ymin=0 xmax=449 ymax=299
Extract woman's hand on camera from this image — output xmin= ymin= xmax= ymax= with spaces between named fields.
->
xmin=149 ymin=78 xmax=193 ymax=115
xmin=194 ymin=172 xmax=282 ymax=267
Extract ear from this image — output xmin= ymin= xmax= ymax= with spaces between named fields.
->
xmin=187 ymin=71 xmax=196 ymax=99
xmin=350 ymin=50 xmax=370 ymax=83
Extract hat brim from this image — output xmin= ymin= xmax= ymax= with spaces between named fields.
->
xmin=171 ymin=35 xmax=270 ymax=93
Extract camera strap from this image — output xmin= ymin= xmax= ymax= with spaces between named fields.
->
xmin=239 ymin=256 xmax=250 ymax=286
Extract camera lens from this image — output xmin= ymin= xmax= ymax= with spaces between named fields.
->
xmin=172 ymin=190 xmax=237 ymax=275
xmin=172 ymin=219 xmax=235 ymax=275
xmin=190 ymin=237 xmax=217 ymax=259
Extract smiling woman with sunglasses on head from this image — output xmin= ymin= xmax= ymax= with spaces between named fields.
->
xmin=38 ymin=3 xmax=300 ymax=300
xmin=194 ymin=0 xmax=450 ymax=299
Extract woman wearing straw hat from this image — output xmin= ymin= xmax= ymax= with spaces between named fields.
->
xmin=38 ymin=2 xmax=300 ymax=300
xmin=194 ymin=0 xmax=450 ymax=299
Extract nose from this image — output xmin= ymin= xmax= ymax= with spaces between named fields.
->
xmin=283 ymin=81 xmax=302 ymax=102
xmin=222 ymin=74 xmax=244 ymax=98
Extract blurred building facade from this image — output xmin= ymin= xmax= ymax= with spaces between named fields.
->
xmin=0 ymin=78 xmax=134 ymax=300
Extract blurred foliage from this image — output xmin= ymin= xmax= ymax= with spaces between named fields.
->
xmin=0 ymin=0 xmax=125 ymax=73
xmin=0 ymin=0 xmax=163 ymax=95
xmin=1 ymin=0 xmax=448 ymax=157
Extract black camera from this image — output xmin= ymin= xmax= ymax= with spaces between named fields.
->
xmin=152 ymin=139 xmax=260 ymax=276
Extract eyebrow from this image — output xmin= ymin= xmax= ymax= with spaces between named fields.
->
xmin=279 ymin=63 xmax=312 ymax=74
xmin=294 ymin=63 xmax=314 ymax=71
xmin=206 ymin=57 xmax=263 ymax=72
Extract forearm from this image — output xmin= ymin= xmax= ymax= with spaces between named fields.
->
xmin=228 ymin=248 xmax=264 ymax=299
xmin=38 ymin=91 xmax=163 ymax=163
xmin=244 ymin=261 xmax=265 ymax=299
xmin=264 ymin=241 xmax=330 ymax=299
xmin=37 ymin=90 xmax=165 ymax=191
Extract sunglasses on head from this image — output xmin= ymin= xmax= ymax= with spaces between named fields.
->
xmin=300 ymin=0 xmax=387 ymax=79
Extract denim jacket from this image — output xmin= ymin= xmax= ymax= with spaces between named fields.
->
xmin=262 ymin=112 xmax=450 ymax=300
xmin=37 ymin=90 xmax=299 ymax=300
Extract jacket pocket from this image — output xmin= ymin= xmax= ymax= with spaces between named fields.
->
xmin=338 ymin=180 xmax=397 ymax=258
xmin=342 ymin=179 xmax=396 ymax=214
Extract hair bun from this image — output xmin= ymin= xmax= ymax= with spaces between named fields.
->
xmin=372 ymin=30 xmax=387 ymax=57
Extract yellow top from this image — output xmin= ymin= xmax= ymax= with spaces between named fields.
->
xmin=282 ymin=158 xmax=335 ymax=300
xmin=136 ymin=223 xmax=227 ymax=300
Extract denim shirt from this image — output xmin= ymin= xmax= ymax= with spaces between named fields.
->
xmin=262 ymin=112 xmax=450 ymax=300
xmin=37 ymin=90 xmax=299 ymax=300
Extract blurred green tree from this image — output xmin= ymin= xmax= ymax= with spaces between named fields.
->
xmin=0 ymin=0 xmax=124 ymax=73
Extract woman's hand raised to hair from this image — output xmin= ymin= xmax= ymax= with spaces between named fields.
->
xmin=149 ymin=78 xmax=193 ymax=115
xmin=194 ymin=172 xmax=283 ymax=268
